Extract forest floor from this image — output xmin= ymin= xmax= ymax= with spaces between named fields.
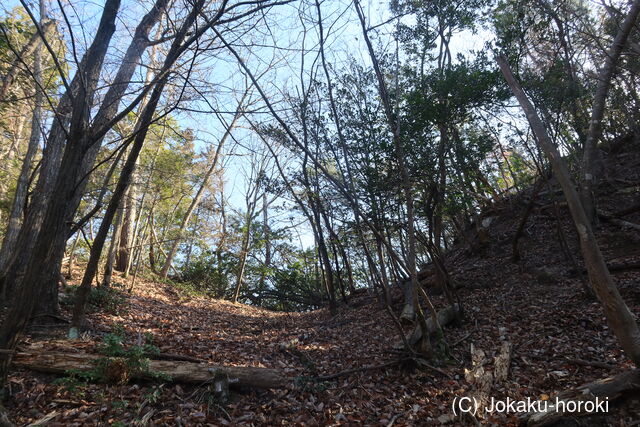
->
xmin=5 ymin=144 xmax=640 ymax=426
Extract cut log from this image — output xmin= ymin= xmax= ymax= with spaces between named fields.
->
xmin=394 ymin=304 xmax=461 ymax=349
xmin=0 ymin=406 xmax=11 ymax=427
xmin=521 ymin=369 xmax=640 ymax=426
xmin=464 ymin=344 xmax=493 ymax=418
xmin=12 ymin=351 xmax=287 ymax=389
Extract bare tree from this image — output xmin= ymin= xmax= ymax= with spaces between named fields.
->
xmin=353 ymin=0 xmax=433 ymax=354
xmin=0 ymin=0 xmax=46 ymax=273
xmin=580 ymin=0 xmax=640 ymax=224
xmin=160 ymin=89 xmax=249 ymax=278
xmin=0 ymin=0 xmax=123 ymax=387
xmin=498 ymin=55 xmax=640 ymax=365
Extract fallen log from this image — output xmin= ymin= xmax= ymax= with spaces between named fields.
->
xmin=608 ymin=260 xmax=640 ymax=272
xmin=394 ymin=304 xmax=461 ymax=349
xmin=12 ymin=351 xmax=287 ymax=389
xmin=598 ymin=211 xmax=640 ymax=231
xmin=520 ymin=369 xmax=640 ymax=426
xmin=151 ymin=352 xmax=204 ymax=363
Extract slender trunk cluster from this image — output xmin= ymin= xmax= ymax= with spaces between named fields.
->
xmin=579 ymin=0 xmax=640 ymax=224
xmin=498 ymin=56 xmax=640 ymax=365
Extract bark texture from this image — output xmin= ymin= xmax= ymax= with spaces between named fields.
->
xmin=12 ymin=351 xmax=287 ymax=389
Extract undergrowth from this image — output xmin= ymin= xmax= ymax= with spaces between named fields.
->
xmin=60 ymin=282 xmax=128 ymax=315
xmin=54 ymin=331 xmax=170 ymax=395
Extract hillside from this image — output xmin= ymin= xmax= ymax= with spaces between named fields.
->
xmin=3 ymin=143 xmax=640 ymax=425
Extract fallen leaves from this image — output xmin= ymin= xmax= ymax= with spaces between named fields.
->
xmin=6 ymin=153 xmax=640 ymax=425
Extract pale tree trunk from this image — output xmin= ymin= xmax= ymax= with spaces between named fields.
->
xmin=183 ymin=206 xmax=198 ymax=270
xmin=233 ymin=203 xmax=255 ymax=303
xmin=257 ymin=191 xmax=270 ymax=291
xmin=116 ymin=183 xmax=137 ymax=274
xmin=580 ymin=0 xmax=640 ymax=224
xmin=0 ymin=0 xmax=44 ymax=272
xmin=70 ymin=0 xmax=207 ymax=333
xmin=498 ymin=56 xmax=640 ymax=366
xmin=129 ymin=211 xmax=151 ymax=292
xmin=0 ymin=112 xmax=25 ymax=253
xmin=67 ymin=231 xmax=80 ymax=279
xmin=217 ymin=186 xmax=228 ymax=266
xmin=160 ymin=101 xmax=243 ymax=278
xmin=148 ymin=204 xmax=159 ymax=273
xmin=135 ymin=137 xmax=165 ymax=274
xmin=6 ymin=112 xmax=27 ymax=164
xmin=102 ymin=206 xmax=123 ymax=287
xmin=231 ymin=149 xmax=268 ymax=304
xmin=117 ymin=25 xmax=167 ymax=275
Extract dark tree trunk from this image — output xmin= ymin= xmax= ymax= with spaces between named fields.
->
xmin=0 ymin=0 xmax=122 ymax=387
xmin=116 ymin=183 xmax=136 ymax=273
xmin=0 ymin=0 xmax=170 ymax=318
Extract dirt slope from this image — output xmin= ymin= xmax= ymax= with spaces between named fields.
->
xmin=5 ymin=143 xmax=640 ymax=426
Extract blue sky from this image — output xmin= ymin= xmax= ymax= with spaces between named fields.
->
xmin=1 ymin=0 xmax=491 ymax=252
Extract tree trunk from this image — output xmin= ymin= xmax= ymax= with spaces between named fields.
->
xmin=395 ymin=304 xmax=462 ymax=349
xmin=580 ymin=0 xmax=640 ymax=224
xmin=0 ymin=0 xmax=170 ymax=317
xmin=257 ymin=192 xmax=271 ymax=292
xmin=116 ymin=182 xmax=137 ymax=273
xmin=0 ymin=5 xmax=44 ymax=272
xmin=67 ymin=231 xmax=80 ymax=279
xmin=0 ymin=20 xmax=54 ymax=103
xmin=70 ymin=0 xmax=204 ymax=333
xmin=232 ymin=212 xmax=253 ymax=304
xmin=355 ymin=0 xmax=431 ymax=355
xmin=312 ymin=204 xmax=337 ymax=315
xmin=0 ymin=0 xmax=122 ymax=389
xmin=498 ymin=55 xmax=640 ymax=366
xmin=103 ymin=206 xmax=123 ymax=287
